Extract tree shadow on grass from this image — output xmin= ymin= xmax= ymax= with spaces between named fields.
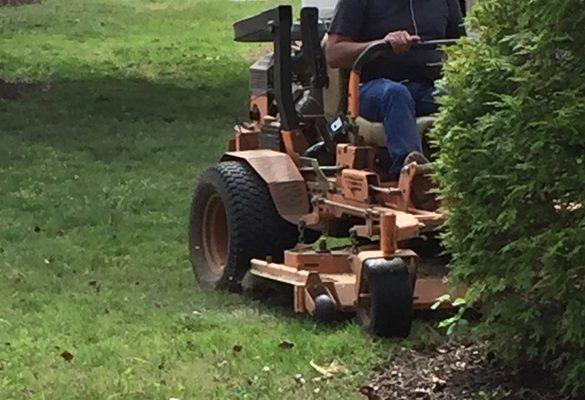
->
xmin=0 ymin=73 xmax=250 ymax=164
xmin=0 ymin=0 xmax=39 ymax=6
xmin=1 ymin=73 xmax=249 ymax=129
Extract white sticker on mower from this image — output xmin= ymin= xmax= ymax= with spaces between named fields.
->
xmin=330 ymin=117 xmax=342 ymax=132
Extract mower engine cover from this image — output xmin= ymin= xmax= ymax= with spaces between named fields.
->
xmin=301 ymin=0 xmax=338 ymax=19
xmin=249 ymin=53 xmax=274 ymax=94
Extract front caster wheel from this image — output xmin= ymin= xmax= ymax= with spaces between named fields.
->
xmin=356 ymin=258 xmax=413 ymax=338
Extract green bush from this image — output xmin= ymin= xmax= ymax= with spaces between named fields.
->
xmin=432 ymin=0 xmax=585 ymax=395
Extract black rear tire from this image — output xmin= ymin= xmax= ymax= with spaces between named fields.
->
xmin=189 ymin=161 xmax=300 ymax=291
xmin=356 ymin=258 xmax=413 ymax=338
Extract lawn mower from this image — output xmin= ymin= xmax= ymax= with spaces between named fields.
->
xmin=189 ymin=5 xmax=463 ymax=337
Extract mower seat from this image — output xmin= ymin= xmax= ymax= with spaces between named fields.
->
xmin=356 ymin=115 xmax=437 ymax=147
xmin=322 ymin=36 xmax=436 ymax=147
xmin=323 ymin=48 xmax=348 ymax=116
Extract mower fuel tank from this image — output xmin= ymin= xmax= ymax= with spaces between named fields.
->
xmin=249 ymin=53 xmax=274 ymax=93
xmin=259 ymin=122 xmax=283 ymax=151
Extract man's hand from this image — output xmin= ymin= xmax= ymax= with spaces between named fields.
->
xmin=384 ymin=31 xmax=421 ymax=54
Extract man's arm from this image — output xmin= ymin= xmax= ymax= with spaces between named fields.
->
xmin=326 ymin=32 xmax=421 ymax=70
xmin=325 ymin=34 xmax=370 ymax=69
xmin=325 ymin=0 xmax=366 ymax=69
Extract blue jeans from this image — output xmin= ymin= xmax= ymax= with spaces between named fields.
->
xmin=360 ymin=79 xmax=437 ymax=179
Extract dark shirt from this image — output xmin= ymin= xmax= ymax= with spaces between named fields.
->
xmin=329 ymin=0 xmax=465 ymax=83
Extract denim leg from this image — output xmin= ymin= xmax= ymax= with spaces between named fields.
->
xmin=360 ymin=79 xmax=422 ymax=179
xmin=403 ymin=81 xmax=438 ymax=117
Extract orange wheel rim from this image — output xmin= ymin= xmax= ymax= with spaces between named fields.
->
xmin=202 ymin=194 xmax=229 ymax=278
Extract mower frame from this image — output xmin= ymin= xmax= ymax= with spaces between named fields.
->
xmin=191 ymin=5 xmax=463 ymax=336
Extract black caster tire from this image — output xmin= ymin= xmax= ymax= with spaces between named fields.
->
xmin=356 ymin=258 xmax=413 ymax=338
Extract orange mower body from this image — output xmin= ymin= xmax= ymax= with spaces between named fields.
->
xmin=188 ymin=5 xmax=464 ymax=337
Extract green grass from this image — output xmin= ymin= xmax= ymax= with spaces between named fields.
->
xmin=0 ymin=1 xmax=442 ymax=398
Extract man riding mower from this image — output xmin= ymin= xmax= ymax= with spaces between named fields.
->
xmin=189 ymin=1 xmax=466 ymax=338
xmin=327 ymin=0 xmax=464 ymax=179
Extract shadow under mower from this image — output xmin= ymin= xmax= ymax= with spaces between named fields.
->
xmin=189 ymin=6 xmax=463 ymax=338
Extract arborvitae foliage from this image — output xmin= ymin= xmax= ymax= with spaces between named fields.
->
xmin=432 ymin=0 xmax=585 ymax=395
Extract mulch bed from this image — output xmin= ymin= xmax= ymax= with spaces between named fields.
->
xmin=360 ymin=340 xmax=569 ymax=400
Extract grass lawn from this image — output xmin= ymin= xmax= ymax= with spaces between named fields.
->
xmin=0 ymin=1 xmax=442 ymax=398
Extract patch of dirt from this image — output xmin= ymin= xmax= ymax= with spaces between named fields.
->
xmin=0 ymin=79 xmax=47 ymax=100
xmin=360 ymin=340 xmax=569 ymax=400
xmin=0 ymin=0 xmax=39 ymax=6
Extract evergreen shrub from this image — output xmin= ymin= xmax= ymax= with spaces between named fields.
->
xmin=433 ymin=0 xmax=585 ymax=395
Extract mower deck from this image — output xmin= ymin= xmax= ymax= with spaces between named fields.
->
xmin=250 ymin=248 xmax=453 ymax=316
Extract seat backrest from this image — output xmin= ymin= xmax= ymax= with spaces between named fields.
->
xmin=322 ymin=35 xmax=349 ymax=118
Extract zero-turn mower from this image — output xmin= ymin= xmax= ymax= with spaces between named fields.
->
xmin=189 ymin=5 xmax=463 ymax=337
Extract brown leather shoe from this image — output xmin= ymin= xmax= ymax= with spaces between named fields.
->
xmin=404 ymin=152 xmax=438 ymax=211
xmin=403 ymin=151 xmax=430 ymax=167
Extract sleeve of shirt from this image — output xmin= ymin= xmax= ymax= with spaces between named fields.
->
xmin=446 ymin=0 xmax=466 ymax=38
xmin=328 ymin=0 xmax=366 ymax=41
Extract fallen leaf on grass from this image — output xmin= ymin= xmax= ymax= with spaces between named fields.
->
xmin=278 ymin=340 xmax=294 ymax=350
xmin=293 ymin=373 xmax=305 ymax=386
xmin=88 ymin=280 xmax=101 ymax=293
xmin=61 ymin=351 xmax=74 ymax=362
xmin=309 ymin=360 xmax=346 ymax=378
